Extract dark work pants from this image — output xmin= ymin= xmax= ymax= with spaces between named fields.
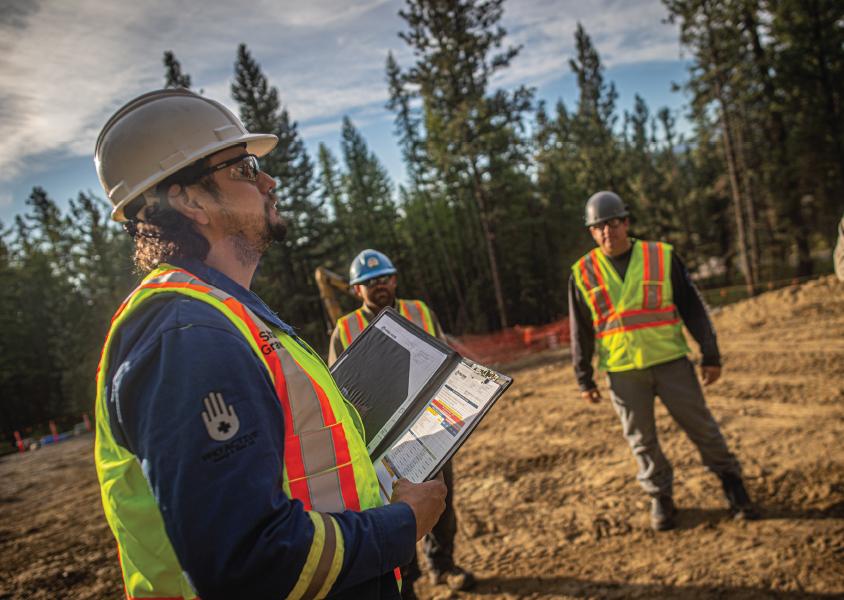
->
xmin=401 ymin=460 xmax=457 ymax=588
xmin=607 ymin=357 xmax=742 ymax=498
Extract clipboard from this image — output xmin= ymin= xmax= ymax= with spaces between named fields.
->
xmin=330 ymin=307 xmax=512 ymax=500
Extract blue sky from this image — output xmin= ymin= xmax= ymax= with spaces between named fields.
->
xmin=0 ymin=0 xmax=692 ymax=224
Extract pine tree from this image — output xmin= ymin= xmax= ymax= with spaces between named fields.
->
xmin=665 ymin=0 xmax=759 ymax=292
xmin=338 ymin=117 xmax=400 ymax=258
xmin=388 ymin=0 xmax=534 ymax=330
xmin=231 ymin=44 xmax=333 ymax=345
xmin=163 ymin=50 xmax=192 ymax=89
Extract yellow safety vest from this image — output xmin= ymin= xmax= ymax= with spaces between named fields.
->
xmin=572 ymin=240 xmax=689 ymax=371
xmin=95 ymin=265 xmax=392 ymax=599
xmin=336 ymin=299 xmax=436 ymax=350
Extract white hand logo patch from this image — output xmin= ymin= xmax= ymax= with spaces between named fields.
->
xmin=202 ymin=393 xmax=240 ymax=441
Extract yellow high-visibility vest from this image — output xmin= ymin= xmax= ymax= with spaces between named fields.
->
xmin=572 ymin=240 xmax=690 ymax=371
xmin=95 ymin=265 xmax=391 ymax=599
xmin=336 ymin=299 xmax=436 ymax=350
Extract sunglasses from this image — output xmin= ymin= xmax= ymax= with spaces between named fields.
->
xmin=589 ymin=217 xmax=625 ymax=232
xmin=196 ymin=154 xmax=261 ymax=183
xmin=361 ymin=275 xmax=394 ymax=288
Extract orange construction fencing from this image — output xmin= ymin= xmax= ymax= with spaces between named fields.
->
xmin=450 ymin=317 xmax=570 ymax=366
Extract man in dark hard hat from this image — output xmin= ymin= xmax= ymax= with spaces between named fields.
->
xmin=568 ymin=191 xmax=759 ymax=530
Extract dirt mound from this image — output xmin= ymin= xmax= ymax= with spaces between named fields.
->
xmin=1 ymin=277 xmax=843 ymax=599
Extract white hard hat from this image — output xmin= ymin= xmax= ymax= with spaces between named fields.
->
xmin=94 ymin=88 xmax=278 ymax=222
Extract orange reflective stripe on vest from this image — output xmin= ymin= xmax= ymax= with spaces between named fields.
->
xmin=338 ymin=309 xmax=368 ymax=350
xmin=96 ymin=265 xmax=404 ymax=598
xmin=594 ymin=305 xmax=681 ymax=338
xmin=579 ymin=251 xmax=614 ymax=321
xmin=398 ymin=300 xmax=432 ymax=334
xmin=141 ymin=269 xmax=361 ymax=513
xmin=338 ymin=300 xmax=434 ymax=351
xmin=572 ymin=240 xmax=689 ymax=371
xmin=641 ymin=241 xmax=664 ymax=310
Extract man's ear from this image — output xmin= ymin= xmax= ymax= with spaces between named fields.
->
xmin=353 ymin=284 xmax=364 ymax=299
xmin=168 ymin=183 xmax=211 ymax=226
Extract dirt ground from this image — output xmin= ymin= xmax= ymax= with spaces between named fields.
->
xmin=2 ymin=276 xmax=843 ymax=599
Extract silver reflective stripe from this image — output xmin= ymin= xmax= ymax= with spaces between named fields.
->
xmin=206 ymin=287 xmax=231 ymax=303
xmin=401 ymin=300 xmax=425 ymax=328
xmin=580 ymin=254 xmax=612 ymax=317
xmin=644 ymin=285 xmax=660 ymax=309
xmin=645 ymin=242 xmax=662 ymax=280
xmin=340 ymin=311 xmax=366 ymax=348
xmin=595 ymin=307 xmax=680 ymax=335
xmin=242 ymin=306 xmax=326 ymax=434
xmin=299 ymin=428 xmax=338 ymax=479
xmin=147 ymin=269 xmax=236 ymax=309
xmin=348 ymin=311 xmax=365 ymax=338
xmin=241 ymin=304 xmax=346 ymax=512
xmin=579 ymin=255 xmax=598 ymax=289
xmin=306 ymin=470 xmax=346 ymax=514
xmin=592 ymin=289 xmax=612 ymax=318
xmin=642 ymin=242 xmax=663 ymax=309
xmin=144 ymin=268 xmax=348 ymax=512
xmin=152 ymin=271 xmax=190 ymax=283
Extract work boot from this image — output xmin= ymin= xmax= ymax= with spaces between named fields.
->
xmin=429 ymin=565 xmax=476 ymax=591
xmin=650 ymin=495 xmax=677 ymax=531
xmin=720 ymin=473 xmax=760 ymax=520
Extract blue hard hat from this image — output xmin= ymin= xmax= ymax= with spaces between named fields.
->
xmin=349 ymin=249 xmax=397 ymax=285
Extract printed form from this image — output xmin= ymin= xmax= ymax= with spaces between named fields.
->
xmin=375 ymin=361 xmax=502 ymax=501
xmin=365 ymin=316 xmax=448 ymax=454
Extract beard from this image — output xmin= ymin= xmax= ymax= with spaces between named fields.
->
xmin=265 ymin=196 xmax=288 ymax=243
xmin=222 ymin=197 xmax=287 ymax=267
xmin=370 ymin=289 xmax=393 ymax=309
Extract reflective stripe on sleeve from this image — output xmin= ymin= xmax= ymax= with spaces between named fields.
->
xmin=287 ymin=512 xmax=344 ymax=600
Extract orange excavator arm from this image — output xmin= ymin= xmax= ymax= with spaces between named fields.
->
xmin=314 ymin=266 xmax=357 ymax=330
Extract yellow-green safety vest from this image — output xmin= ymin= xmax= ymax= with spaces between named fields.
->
xmin=336 ymin=299 xmax=436 ymax=350
xmin=95 ymin=265 xmax=390 ymax=599
xmin=572 ymin=240 xmax=690 ymax=371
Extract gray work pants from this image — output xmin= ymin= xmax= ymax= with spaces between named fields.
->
xmin=607 ymin=357 xmax=741 ymax=498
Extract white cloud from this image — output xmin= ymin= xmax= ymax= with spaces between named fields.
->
xmin=0 ymin=0 xmax=681 ymax=187
xmin=498 ymin=0 xmax=681 ymax=88
xmin=0 ymin=0 xmax=399 ymax=183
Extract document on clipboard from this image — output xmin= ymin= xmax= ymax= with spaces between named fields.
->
xmin=330 ymin=307 xmax=512 ymax=502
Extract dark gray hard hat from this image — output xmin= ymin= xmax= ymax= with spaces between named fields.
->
xmin=584 ymin=191 xmax=629 ymax=226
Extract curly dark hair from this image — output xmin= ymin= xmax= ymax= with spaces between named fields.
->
xmin=123 ymin=163 xmax=222 ymax=273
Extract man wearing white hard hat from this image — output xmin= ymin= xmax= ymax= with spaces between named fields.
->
xmin=93 ymin=88 xmax=445 ymax=599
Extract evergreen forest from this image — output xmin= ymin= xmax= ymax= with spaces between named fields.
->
xmin=2 ymin=0 xmax=842 ymax=443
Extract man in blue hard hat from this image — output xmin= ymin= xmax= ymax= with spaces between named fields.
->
xmin=329 ymin=249 xmax=475 ymax=597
